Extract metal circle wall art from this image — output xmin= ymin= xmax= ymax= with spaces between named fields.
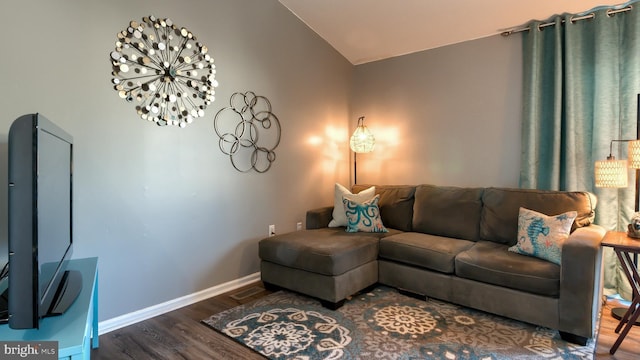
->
xmin=214 ymin=92 xmax=281 ymax=173
xmin=110 ymin=15 xmax=218 ymax=128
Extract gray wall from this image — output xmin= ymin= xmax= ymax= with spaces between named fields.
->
xmin=350 ymin=35 xmax=523 ymax=187
xmin=0 ymin=1 xmax=526 ymax=322
xmin=0 ymin=0 xmax=352 ymax=320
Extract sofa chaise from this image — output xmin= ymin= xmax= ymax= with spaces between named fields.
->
xmin=258 ymin=184 xmax=605 ymax=345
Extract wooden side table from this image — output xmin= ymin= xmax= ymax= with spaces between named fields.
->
xmin=601 ymin=231 xmax=640 ymax=355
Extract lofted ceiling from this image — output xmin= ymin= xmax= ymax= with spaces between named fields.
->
xmin=279 ymin=0 xmax=627 ymax=65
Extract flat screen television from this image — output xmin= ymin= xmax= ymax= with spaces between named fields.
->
xmin=1 ymin=113 xmax=80 ymax=329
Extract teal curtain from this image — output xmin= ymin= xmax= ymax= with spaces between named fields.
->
xmin=520 ymin=2 xmax=640 ymax=298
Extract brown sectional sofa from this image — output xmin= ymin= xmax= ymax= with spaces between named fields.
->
xmin=258 ymin=184 xmax=605 ymax=345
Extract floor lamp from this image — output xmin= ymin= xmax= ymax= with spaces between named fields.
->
xmin=594 ymin=94 xmax=640 ymax=325
xmin=350 ymin=116 xmax=375 ymax=185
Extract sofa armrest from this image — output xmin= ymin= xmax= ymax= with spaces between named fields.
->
xmin=306 ymin=206 xmax=333 ymax=229
xmin=558 ymin=224 xmax=606 ymax=338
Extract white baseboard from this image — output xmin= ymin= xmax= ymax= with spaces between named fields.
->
xmin=98 ymin=272 xmax=261 ymax=335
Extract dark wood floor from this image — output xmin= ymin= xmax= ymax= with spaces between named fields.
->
xmin=92 ymin=283 xmax=274 ymax=360
xmin=594 ymin=298 xmax=640 ymax=360
xmin=93 ymin=282 xmax=640 ymax=359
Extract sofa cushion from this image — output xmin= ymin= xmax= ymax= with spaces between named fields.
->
xmin=352 ymin=184 xmax=416 ymax=231
xmin=306 ymin=206 xmax=334 ymax=229
xmin=508 ymin=207 xmax=577 ymax=265
xmin=412 ymin=184 xmax=484 ymax=241
xmin=379 ymin=232 xmax=475 ymax=274
xmin=455 ymin=241 xmax=560 ymax=297
xmin=258 ymin=228 xmax=384 ymax=276
xmin=479 ymin=187 xmax=597 ymax=245
xmin=343 ymin=195 xmax=389 ymax=233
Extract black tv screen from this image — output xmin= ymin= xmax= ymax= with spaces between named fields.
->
xmin=5 ymin=113 xmax=78 ymax=329
xmin=35 ymin=127 xmax=72 ymax=301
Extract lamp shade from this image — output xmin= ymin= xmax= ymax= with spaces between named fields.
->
xmin=628 ymin=140 xmax=640 ymax=169
xmin=350 ymin=116 xmax=375 ymax=153
xmin=594 ymin=158 xmax=628 ymax=188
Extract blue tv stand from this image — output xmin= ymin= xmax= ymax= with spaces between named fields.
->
xmin=0 ymin=257 xmax=99 ymax=359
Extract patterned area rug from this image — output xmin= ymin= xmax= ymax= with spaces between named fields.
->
xmin=202 ymin=286 xmax=594 ymax=359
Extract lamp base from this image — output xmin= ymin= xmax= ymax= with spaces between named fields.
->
xmin=611 ymin=306 xmax=640 ymax=326
xmin=628 ymin=215 xmax=640 ymax=238
xmin=626 ymin=227 xmax=640 ymax=239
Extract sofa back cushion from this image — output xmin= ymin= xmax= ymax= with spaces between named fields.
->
xmin=352 ymin=184 xmax=416 ymax=231
xmin=480 ymin=187 xmax=597 ymax=245
xmin=412 ymin=184 xmax=484 ymax=241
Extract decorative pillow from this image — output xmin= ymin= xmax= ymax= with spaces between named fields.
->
xmin=508 ymin=207 xmax=577 ymax=265
xmin=328 ymin=183 xmax=375 ymax=227
xmin=342 ymin=195 xmax=388 ymax=233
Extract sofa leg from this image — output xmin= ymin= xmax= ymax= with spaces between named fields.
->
xmin=320 ymin=299 xmax=345 ymax=310
xmin=362 ymin=283 xmax=378 ymax=294
xmin=559 ymin=331 xmax=588 ymax=346
xmin=398 ymin=287 xmax=427 ymax=301
xmin=262 ymin=281 xmax=280 ymax=291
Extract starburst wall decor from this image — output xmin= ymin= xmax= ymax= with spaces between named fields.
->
xmin=110 ymin=15 xmax=218 ymax=127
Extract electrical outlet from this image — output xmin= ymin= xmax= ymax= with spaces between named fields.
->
xmin=269 ymin=224 xmax=276 ymax=237
xmin=296 ymin=222 xmax=303 ymax=231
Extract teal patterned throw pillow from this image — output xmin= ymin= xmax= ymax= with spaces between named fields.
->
xmin=508 ymin=207 xmax=577 ymax=265
xmin=342 ymin=195 xmax=388 ymax=233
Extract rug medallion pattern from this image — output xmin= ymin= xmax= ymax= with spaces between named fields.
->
xmin=203 ymin=286 xmax=594 ymax=359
